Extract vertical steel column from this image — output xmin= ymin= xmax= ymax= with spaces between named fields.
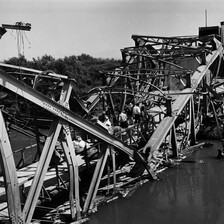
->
xmin=202 ymin=78 xmax=208 ymax=115
xmin=170 ymin=124 xmax=178 ymax=158
xmin=185 ymin=72 xmax=191 ymax=88
xmin=190 ymin=96 xmax=196 ymax=146
xmin=58 ymin=81 xmax=81 ymax=220
xmin=120 ymin=77 xmax=127 ymax=112
xmin=135 ymin=37 xmax=142 ymax=92
xmin=83 ymin=144 xmax=109 ymax=214
xmin=0 ymin=110 xmax=23 ymax=223
xmin=60 ymin=139 xmax=76 ymax=219
xmin=62 ymin=123 xmax=81 ymax=220
xmin=110 ymin=147 xmax=117 ymax=193
xmin=166 ymin=97 xmax=172 ymax=116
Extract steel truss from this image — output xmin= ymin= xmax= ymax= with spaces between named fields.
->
xmin=0 ymin=27 xmax=224 ymax=223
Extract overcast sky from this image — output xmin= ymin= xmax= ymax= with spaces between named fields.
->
xmin=0 ymin=0 xmax=224 ymax=61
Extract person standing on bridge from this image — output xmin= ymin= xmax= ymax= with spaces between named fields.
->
xmin=73 ymin=135 xmax=93 ymax=168
xmin=119 ymin=109 xmax=128 ymax=128
xmin=104 ymin=116 xmax=111 ymax=128
xmin=73 ymin=135 xmax=86 ymax=154
xmin=99 ymin=111 xmax=106 ymax=123
xmin=126 ymin=102 xmax=134 ymax=125
xmin=133 ymin=103 xmax=141 ymax=123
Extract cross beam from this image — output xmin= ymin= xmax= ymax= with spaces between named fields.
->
xmin=143 ymin=39 xmax=223 ymax=157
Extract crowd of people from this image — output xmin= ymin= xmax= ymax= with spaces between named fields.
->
xmin=98 ymin=102 xmax=147 ymax=134
xmin=51 ymin=102 xmax=150 ymax=167
xmin=68 ymin=101 xmax=153 ymax=170
xmin=95 ymin=102 xmax=168 ymax=174
xmin=69 ymin=101 xmax=166 ymax=197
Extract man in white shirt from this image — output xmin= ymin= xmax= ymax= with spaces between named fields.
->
xmin=119 ymin=110 xmax=128 ymax=128
xmin=73 ymin=136 xmax=86 ymax=154
xmin=104 ymin=116 xmax=111 ymax=128
xmin=132 ymin=103 xmax=141 ymax=123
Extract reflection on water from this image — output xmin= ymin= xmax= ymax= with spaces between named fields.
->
xmin=89 ymin=141 xmax=224 ymax=224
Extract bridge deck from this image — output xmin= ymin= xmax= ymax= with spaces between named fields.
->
xmin=0 ymin=156 xmax=85 ymax=216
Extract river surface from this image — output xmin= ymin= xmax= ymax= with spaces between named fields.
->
xmin=88 ymin=140 xmax=224 ymax=224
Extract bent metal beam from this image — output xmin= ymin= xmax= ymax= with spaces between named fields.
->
xmin=0 ymin=71 xmax=155 ymax=223
xmin=143 ymin=38 xmax=223 ymax=159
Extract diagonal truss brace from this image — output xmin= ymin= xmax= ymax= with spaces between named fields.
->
xmin=0 ymin=110 xmax=23 ymax=223
xmin=0 ymin=70 xmax=153 ymax=178
xmin=143 ymin=40 xmax=223 ymax=159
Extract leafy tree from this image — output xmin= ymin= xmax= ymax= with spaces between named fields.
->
xmin=4 ymin=54 xmax=121 ymax=96
xmin=6 ymin=55 xmax=28 ymax=67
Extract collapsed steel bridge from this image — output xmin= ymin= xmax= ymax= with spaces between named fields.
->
xmin=1 ymin=22 xmax=224 ymax=223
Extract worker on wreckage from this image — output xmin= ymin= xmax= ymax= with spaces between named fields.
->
xmin=73 ymin=135 xmax=99 ymax=164
xmin=73 ymin=135 xmax=86 ymax=154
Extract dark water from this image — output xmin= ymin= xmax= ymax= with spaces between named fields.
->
xmin=10 ymin=130 xmax=37 ymax=166
xmin=89 ymin=141 xmax=224 ymax=224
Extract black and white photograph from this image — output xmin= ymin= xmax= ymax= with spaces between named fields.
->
xmin=1 ymin=0 xmax=224 ymax=223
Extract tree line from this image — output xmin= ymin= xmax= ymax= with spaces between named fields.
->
xmin=4 ymin=54 xmax=121 ymax=96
